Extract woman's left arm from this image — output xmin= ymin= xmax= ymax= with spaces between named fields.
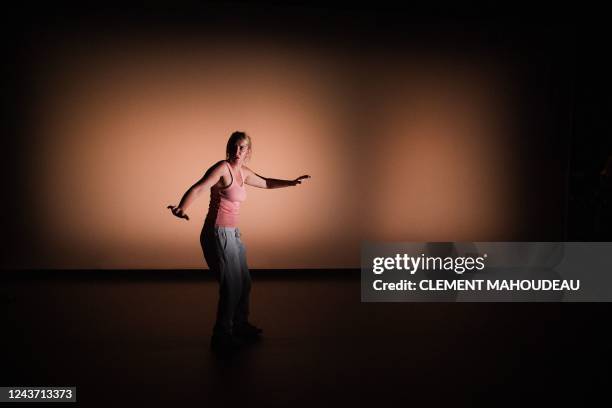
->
xmin=243 ymin=166 xmax=310 ymax=189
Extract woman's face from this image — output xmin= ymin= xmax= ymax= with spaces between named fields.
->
xmin=230 ymin=139 xmax=250 ymax=164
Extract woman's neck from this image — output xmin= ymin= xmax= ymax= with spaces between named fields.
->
xmin=228 ymin=159 xmax=242 ymax=169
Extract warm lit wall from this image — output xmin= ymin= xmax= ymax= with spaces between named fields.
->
xmin=28 ymin=36 xmax=525 ymax=269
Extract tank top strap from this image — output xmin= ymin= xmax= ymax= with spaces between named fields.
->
xmin=224 ymin=160 xmax=234 ymax=186
xmin=225 ymin=161 xmax=244 ymax=187
xmin=224 ymin=160 xmax=233 ymax=174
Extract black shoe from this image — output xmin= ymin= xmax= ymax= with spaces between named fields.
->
xmin=233 ymin=322 xmax=263 ymax=339
xmin=210 ymin=332 xmax=241 ymax=354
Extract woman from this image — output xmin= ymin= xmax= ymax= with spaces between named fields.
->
xmin=168 ymin=131 xmax=310 ymax=353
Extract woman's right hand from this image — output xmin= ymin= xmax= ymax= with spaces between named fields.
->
xmin=167 ymin=205 xmax=189 ymax=220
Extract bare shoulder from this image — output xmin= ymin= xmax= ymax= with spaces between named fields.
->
xmin=242 ymin=166 xmax=264 ymax=179
xmin=201 ymin=160 xmax=229 ymax=180
xmin=211 ymin=160 xmax=230 ymax=174
xmin=242 ymin=165 xmax=255 ymax=175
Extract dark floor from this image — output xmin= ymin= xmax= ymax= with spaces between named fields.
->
xmin=1 ymin=270 xmax=609 ymax=407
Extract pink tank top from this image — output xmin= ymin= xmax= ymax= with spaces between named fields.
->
xmin=206 ymin=161 xmax=247 ymax=227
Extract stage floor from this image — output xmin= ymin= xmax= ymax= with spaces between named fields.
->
xmin=1 ymin=270 xmax=607 ymax=406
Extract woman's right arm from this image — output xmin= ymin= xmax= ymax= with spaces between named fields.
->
xmin=168 ymin=161 xmax=227 ymax=220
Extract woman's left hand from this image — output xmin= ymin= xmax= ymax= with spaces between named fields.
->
xmin=291 ymin=175 xmax=311 ymax=186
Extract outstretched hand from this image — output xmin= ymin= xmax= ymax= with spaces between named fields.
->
xmin=291 ymin=175 xmax=311 ymax=186
xmin=167 ymin=205 xmax=189 ymax=220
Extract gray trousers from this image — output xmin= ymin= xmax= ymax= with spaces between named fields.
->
xmin=200 ymin=226 xmax=251 ymax=335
